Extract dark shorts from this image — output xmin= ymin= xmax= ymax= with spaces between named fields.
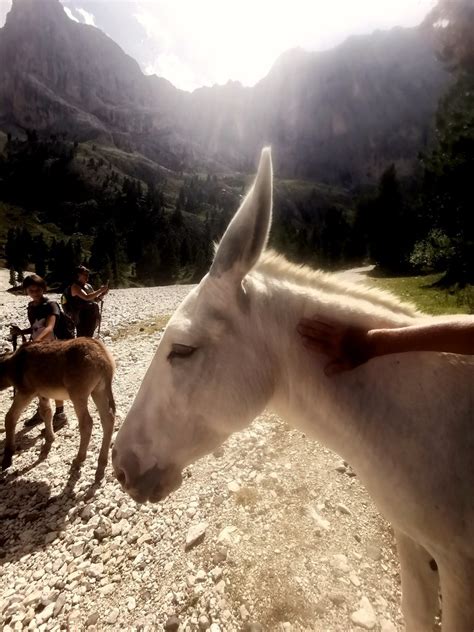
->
xmin=76 ymin=304 xmax=100 ymax=338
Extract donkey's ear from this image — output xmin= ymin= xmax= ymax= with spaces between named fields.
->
xmin=210 ymin=147 xmax=272 ymax=282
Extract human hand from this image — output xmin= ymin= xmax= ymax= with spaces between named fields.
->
xmin=297 ymin=318 xmax=374 ymax=375
xmin=9 ymin=325 xmax=22 ymax=336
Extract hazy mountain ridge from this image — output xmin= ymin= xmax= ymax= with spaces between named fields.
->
xmin=0 ymin=0 xmax=450 ymax=184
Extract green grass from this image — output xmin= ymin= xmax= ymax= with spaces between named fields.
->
xmin=370 ymin=272 xmax=473 ymax=315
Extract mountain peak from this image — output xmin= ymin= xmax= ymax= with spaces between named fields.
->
xmin=4 ymin=0 xmax=68 ymax=29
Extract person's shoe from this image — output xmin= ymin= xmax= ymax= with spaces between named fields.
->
xmin=24 ymin=409 xmax=43 ymax=428
xmin=52 ymin=411 xmax=68 ymax=432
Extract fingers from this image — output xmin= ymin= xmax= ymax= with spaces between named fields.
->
xmin=297 ymin=319 xmax=342 ymax=354
xmin=300 ymin=334 xmax=332 ymax=355
xmin=298 ymin=319 xmax=337 ymax=334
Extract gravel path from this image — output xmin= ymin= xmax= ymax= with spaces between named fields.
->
xmin=0 ymin=281 xmax=403 ymax=632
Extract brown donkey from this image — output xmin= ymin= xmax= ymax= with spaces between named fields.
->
xmin=0 ymin=338 xmax=115 ymax=481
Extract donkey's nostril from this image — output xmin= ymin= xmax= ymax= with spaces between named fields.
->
xmin=115 ymin=467 xmax=127 ymax=486
xmin=112 ymin=448 xmax=141 ymax=489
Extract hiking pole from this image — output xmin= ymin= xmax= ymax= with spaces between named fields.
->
xmin=11 ymin=332 xmax=18 ymax=399
xmin=97 ymin=299 xmax=104 ymax=339
xmin=9 ymin=328 xmax=25 ymax=399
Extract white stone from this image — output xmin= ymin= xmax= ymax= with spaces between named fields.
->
xmin=351 ymin=597 xmax=377 ymax=630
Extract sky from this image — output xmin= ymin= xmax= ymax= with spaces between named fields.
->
xmin=0 ymin=0 xmax=437 ymax=91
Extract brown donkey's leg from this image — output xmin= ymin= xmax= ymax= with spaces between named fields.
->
xmin=71 ymin=396 xmax=93 ymax=469
xmin=2 ymin=391 xmax=35 ymax=469
xmin=38 ymin=397 xmax=54 ymax=443
xmin=91 ymin=387 xmax=115 ymax=482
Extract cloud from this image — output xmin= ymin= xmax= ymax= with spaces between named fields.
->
xmin=131 ymin=0 xmax=437 ymax=91
xmin=0 ymin=0 xmax=12 ymax=27
xmin=63 ymin=6 xmax=79 ymax=23
xmin=76 ymin=7 xmax=96 ymax=27
xmin=144 ymin=54 xmax=207 ymax=93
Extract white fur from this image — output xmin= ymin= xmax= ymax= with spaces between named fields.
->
xmin=114 ymin=149 xmax=474 ymax=631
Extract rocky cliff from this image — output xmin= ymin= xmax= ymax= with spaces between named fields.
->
xmin=0 ymin=0 xmax=450 ymax=184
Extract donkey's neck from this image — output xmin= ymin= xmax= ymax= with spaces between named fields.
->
xmin=249 ymin=273 xmax=417 ymax=466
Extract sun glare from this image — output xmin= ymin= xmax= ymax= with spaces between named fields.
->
xmin=136 ymin=0 xmax=436 ymax=90
xmin=0 ymin=0 xmax=437 ymax=90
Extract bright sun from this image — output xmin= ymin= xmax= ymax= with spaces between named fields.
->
xmin=135 ymin=0 xmax=437 ymax=91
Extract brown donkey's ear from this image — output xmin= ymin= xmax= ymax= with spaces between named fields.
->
xmin=210 ymin=147 xmax=273 ymax=284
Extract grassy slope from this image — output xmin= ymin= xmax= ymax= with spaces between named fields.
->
xmin=0 ymin=202 xmax=65 ymax=256
xmin=370 ymin=272 xmax=473 ymax=315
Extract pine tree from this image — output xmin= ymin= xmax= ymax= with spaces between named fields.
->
xmin=415 ymin=0 xmax=474 ymax=282
xmin=9 ymin=268 xmax=16 ymax=287
xmin=367 ymin=165 xmax=412 ymax=272
xmin=32 ymin=234 xmax=48 ymax=278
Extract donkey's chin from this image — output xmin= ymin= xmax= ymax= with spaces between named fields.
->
xmin=123 ymin=465 xmax=183 ymax=504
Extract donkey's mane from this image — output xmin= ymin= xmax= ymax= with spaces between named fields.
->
xmin=255 ymin=250 xmax=419 ymax=318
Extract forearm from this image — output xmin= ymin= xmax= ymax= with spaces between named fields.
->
xmin=83 ymin=289 xmax=105 ymax=301
xmin=368 ymin=321 xmax=474 ymax=357
xmin=34 ymin=326 xmax=55 ymax=342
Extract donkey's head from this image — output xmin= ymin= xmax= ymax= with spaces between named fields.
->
xmin=0 ymin=346 xmax=15 ymax=391
xmin=113 ymin=148 xmax=275 ymax=502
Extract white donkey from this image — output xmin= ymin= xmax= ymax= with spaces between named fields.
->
xmin=113 ymin=149 xmax=474 ymax=631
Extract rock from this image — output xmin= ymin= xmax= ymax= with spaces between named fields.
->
xmin=336 ymin=503 xmax=352 ymax=515
xmin=70 ymin=543 xmax=84 ymax=557
xmin=23 ymin=592 xmax=42 ymax=608
xmin=380 ymin=619 xmax=397 ymax=632
xmin=366 ymin=544 xmax=382 ymax=561
xmin=99 ymin=584 xmax=115 ymax=596
xmin=239 ymin=604 xmax=250 ymax=620
xmin=85 ymin=611 xmax=100 ymax=627
xmin=351 ymin=597 xmax=377 ymax=630
xmin=185 ymin=522 xmax=208 ymax=550
xmin=215 ymin=580 xmax=226 ymax=594
xmin=53 ymin=593 xmax=67 ymax=617
xmin=196 ymin=569 xmax=207 ymax=582
xmin=87 ymin=563 xmax=104 ymax=579
xmin=217 ymin=526 xmax=240 ymax=547
xmin=164 ymin=614 xmax=180 ymax=631
xmin=349 ymin=572 xmax=361 ymax=587
xmin=126 ymin=596 xmax=136 ymax=611
xmin=306 ymin=505 xmax=330 ymax=530
xmin=106 ymin=608 xmax=120 ymax=625
xmin=331 ymin=554 xmax=351 ymax=575
xmin=209 ymin=624 xmax=221 ymax=632
xmin=198 ymin=615 xmax=210 ymax=630
xmin=80 ymin=505 xmax=94 ymax=521
xmin=227 ymin=481 xmax=240 ymax=493
xmin=210 ymin=566 xmax=223 ymax=582
xmin=212 ymin=547 xmax=228 ymax=564
xmin=243 ymin=624 xmax=264 ymax=632
xmin=328 ymin=592 xmax=347 ymax=606
xmin=36 ymin=602 xmax=55 ymax=625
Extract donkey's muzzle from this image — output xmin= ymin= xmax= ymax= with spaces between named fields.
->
xmin=112 ymin=447 xmax=182 ymax=503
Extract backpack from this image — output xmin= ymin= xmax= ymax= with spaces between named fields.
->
xmin=53 ymin=302 xmax=76 ymax=340
xmin=60 ymin=286 xmax=73 ymax=314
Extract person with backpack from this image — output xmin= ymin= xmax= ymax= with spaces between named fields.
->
xmin=9 ymin=274 xmax=70 ymax=430
xmin=63 ymin=266 xmax=109 ymax=338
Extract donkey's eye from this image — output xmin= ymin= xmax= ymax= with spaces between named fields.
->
xmin=167 ymin=344 xmax=196 ymax=361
